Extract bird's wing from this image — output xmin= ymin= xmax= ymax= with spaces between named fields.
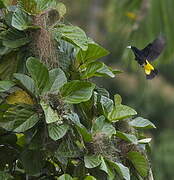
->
xmin=141 ymin=36 xmax=166 ymax=61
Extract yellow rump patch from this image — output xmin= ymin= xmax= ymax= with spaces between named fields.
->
xmin=144 ymin=60 xmax=154 ymax=75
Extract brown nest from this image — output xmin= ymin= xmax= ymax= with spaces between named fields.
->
xmin=30 ymin=12 xmax=59 ymax=69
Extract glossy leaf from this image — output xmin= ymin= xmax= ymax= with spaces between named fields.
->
xmin=48 ymin=123 xmax=69 ymax=141
xmin=77 ymin=43 xmax=109 ymax=64
xmin=81 ymin=61 xmax=103 ymax=79
xmin=1 ymin=28 xmax=30 ymax=48
xmin=58 ymin=40 xmax=75 ymax=72
xmin=81 ymin=62 xmax=118 ymax=79
xmin=0 ymin=52 xmax=18 ymax=80
xmin=1 ymin=108 xmax=39 ymax=133
xmin=64 ymin=112 xmax=92 ymax=142
xmin=84 ymin=176 xmax=97 ymax=180
xmin=138 ymin=138 xmax=152 ymax=144
xmin=108 ymin=160 xmax=130 ymax=180
xmin=18 ymin=0 xmax=37 ymax=14
xmin=99 ymin=156 xmax=109 ymax=174
xmin=55 ymin=137 xmax=81 ymax=158
xmin=0 ymin=81 xmax=15 ymax=92
xmin=76 ymin=125 xmax=92 ymax=142
xmin=84 ymin=155 xmax=102 ymax=169
xmin=40 ymin=100 xmax=60 ymax=124
xmin=108 ymin=104 xmax=137 ymax=122
xmin=114 ymin=94 xmax=122 ymax=105
xmin=96 ymin=87 xmax=110 ymax=98
xmin=57 ymin=3 xmax=66 ymax=18
xmin=13 ymin=73 xmax=36 ymax=94
xmin=48 ymin=68 xmax=67 ymax=93
xmin=26 ymin=57 xmax=49 ymax=94
xmin=95 ymin=64 xmax=115 ymax=78
xmin=129 ymin=117 xmax=156 ymax=129
xmin=127 ymin=151 xmax=149 ymax=177
xmin=57 ymin=174 xmax=73 ymax=180
xmin=18 ymin=0 xmax=60 ymax=15
xmin=55 ymin=25 xmax=88 ymax=50
xmin=61 ymin=80 xmax=95 ymax=104
xmin=92 ymin=115 xmax=116 ymax=137
xmin=99 ymin=95 xmax=114 ymax=116
xmin=12 ymin=8 xmax=33 ymax=30
xmin=116 ymin=131 xmax=138 ymax=145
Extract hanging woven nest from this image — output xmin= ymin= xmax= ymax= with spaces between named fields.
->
xmin=30 ymin=11 xmax=59 ymax=69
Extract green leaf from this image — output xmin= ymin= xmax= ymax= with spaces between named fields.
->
xmin=99 ymin=156 xmax=109 ymax=174
xmin=26 ymin=57 xmax=49 ymax=94
xmin=57 ymin=174 xmax=73 ymax=180
xmin=114 ymin=94 xmax=122 ymax=105
xmin=76 ymin=125 xmax=92 ymax=142
xmin=40 ymin=100 xmax=60 ymax=124
xmin=92 ymin=115 xmax=116 ymax=137
xmin=1 ymin=28 xmax=30 ymax=48
xmin=64 ymin=113 xmax=92 ymax=142
xmin=0 ymin=43 xmax=11 ymax=56
xmin=84 ymin=176 xmax=97 ymax=180
xmin=108 ymin=104 xmax=137 ymax=122
xmin=36 ymin=0 xmax=58 ymax=13
xmin=129 ymin=117 xmax=156 ymax=129
xmin=56 ymin=139 xmax=81 ymax=158
xmin=127 ymin=151 xmax=149 ymax=177
xmin=61 ymin=80 xmax=95 ymax=104
xmin=81 ymin=62 xmax=116 ymax=79
xmin=98 ymin=95 xmax=114 ymax=116
xmin=55 ymin=25 xmax=88 ymax=50
xmin=57 ymin=3 xmax=66 ymax=18
xmin=12 ymin=8 xmax=33 ymax=31
xmin=96 ymin=87 xmax=110 ymax=98
xmin=1 ymin=108 xmax=39 ymax=133
xmin=48 ymin=123 xmax=69 ymax=141
xmin=81 ymin=61 xmax=103 ymax=79
xmin=58 ymin=40 xmax=75 ymax=72
xmin=0 ymin=81 xmax=15 ymax=92
xmin=0 ymin=52 xmax=18 ymax=80
xmin=18 ymin=0 xmax=38 ymax=15
xmin=16 ymin=133 xmax=26 ymax=147
xmin=116 ymin=131 xmax=138 ymax=145
xmin=0 ymin=1 xmax=5 ymax=8
xmin=138 ymin=138 xmax=152 ymax=144
xmin=0 ymin=171 xmax=13 ymax=180
xmin=95 ymin=64 xmax=115 ymax=78
xmin=13 ymin=73 xmax=36 ymax=94
xmin=18 ymin=0 xmax=61 ymax=15
xmin=84 ymin=155 xmax=102 ymax=169
xmin=108 ymin=160 xmax=130 ymax=180
xmin=20 ymin=149 xmax=44 ymax=175
xmin=77 ymin=43 xmax=109 ymax=64
xmin=48 ymin=68 xmax=67 ymax=93
xmin=0 ymin=0 xmax=13 ymax=8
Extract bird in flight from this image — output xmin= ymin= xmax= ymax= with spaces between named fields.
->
xmin=127 ymin=36 xmax=166 ymax=79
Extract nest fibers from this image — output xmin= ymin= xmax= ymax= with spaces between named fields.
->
xmin=30 ymin=13 xmax=59 ymax=68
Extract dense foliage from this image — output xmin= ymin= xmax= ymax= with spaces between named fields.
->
xmin=65 ymin=0 xmax=174 ymax=179
xmin=0 ymin=1 xmax=156 ymax=179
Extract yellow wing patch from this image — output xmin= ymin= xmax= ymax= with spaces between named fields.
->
xmin=144 ymin=60 xmax=154 ymax=75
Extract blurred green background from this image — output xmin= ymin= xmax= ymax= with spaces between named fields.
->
xmin=64 ymin=0 xmax=174 ymax=179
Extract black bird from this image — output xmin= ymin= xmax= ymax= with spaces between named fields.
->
xmin=127 ymin=36 xmax=166 ymax=79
